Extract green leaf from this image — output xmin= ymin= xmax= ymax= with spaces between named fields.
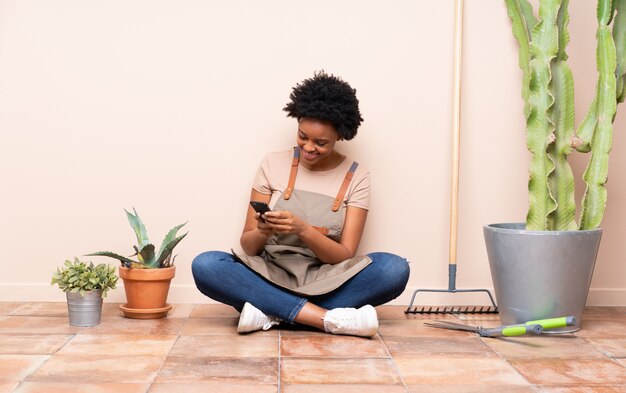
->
xmin=85 ymin=251 xmax=136 ymax=265
xmin=155 ymin=232 xmax=188 ymax=268
xmin=52 ymin=257 xmax=118 ymax=295
xmin=138 ymin=244 xmax=157 ymax=268
xmin=125 ymin=208 xmax=150 ymax=248
xmin=156 ymin=222 xmax=187 ymax=263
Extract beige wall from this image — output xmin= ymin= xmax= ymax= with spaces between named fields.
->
xmin=1 ymin=0 xmax=624 ymax=305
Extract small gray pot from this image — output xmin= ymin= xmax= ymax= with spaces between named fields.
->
xmin=484 ymin=223 xmax=602 ymax=333
xmin=66 ymin=290 xmax=103 ymax=327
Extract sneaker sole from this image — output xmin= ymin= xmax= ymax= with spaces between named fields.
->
xmin=237 ymin=302 xmax=255 ymax=333
xmin=360 ymin=305 xmax=379 ymax=337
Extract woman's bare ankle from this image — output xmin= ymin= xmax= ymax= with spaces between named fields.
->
xmin=293 ymin=302 xmax=327 ymax=330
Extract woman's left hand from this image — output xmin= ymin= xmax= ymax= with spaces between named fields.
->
xmin=263 ymin=210 xmax=310 ymax=235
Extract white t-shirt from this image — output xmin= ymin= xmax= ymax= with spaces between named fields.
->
xmin=253 ymin=148 xmax=370 ymax=211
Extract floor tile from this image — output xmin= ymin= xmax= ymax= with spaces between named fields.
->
xmin=534 ymin=386 xmax=626 ymax=393
xmin=103 ymin=303 xmax=195 ymax=319
xmin=156 ymin=356 xmax=277 ymax=384
xmin=57 ymin=334 xmax=177 ymax=356
xmin=615 ymin=358 xmax=626 ymax=367
xmin=282 ymin=384 xmax=406 ymax=393
xmin=281 ymin=334 xmax=388 ymax=358
xmin=509 ymin=358 xmax=626 ymax=385
xmin=384 ymin=336 xmax=496 ymax=357
xmin=280 ymin=358 xmax=402 ymax=384
xmin=577 ymin=318 xmax=626 ymax=338
xmin=454 ymin=313 xmax=502 ymax=322
xmin=100 ymin=303 xmax=124 ymax=318
xmin=0 ymin=302 xmax=23 ymax=315
xmin=581 ymin=307 xmax=626 ymax=319
xmin=0 ymin=383 xmax=18 ymax=393
xmin=163 ymin=303 xmax=196 ymax=318
xmin=83 ymin=315 xmax=186 ymax=335
xmin=585 ymin=338 xmax=626 ymax=358
xmin=169 ymin=335 xmax=278 ymax=357
xmin=378 ymin=319 xmax=474 ymax=338
xmin=0 ymin=335 xmax=70 ymax=354
xmin=0 ymin=316 xmax=80 ymax=334
xmin=14 ymin=382 xmax=149 ymax=393
xmin=482 ymin=335 xmax=606 ymax=359
xmin=278 ymin=326 xmax=328 ymax=336
xmin=9 ymin=302 xmax=69 ymax=317
xmin=2 ymin=303 xmax=624 ymax=392
xmin=190 ymin=304 xmax=240 ymax=318
xmin=0 ymin=355 xmax=49 ymax=382
xmin=149 ymin=383 xmax=278 ymax=392
xmin=406 ymin=385 xmax=535 ymax=393
xmin=182 ymin=317 xmax=277 ymax=336
xmin=394 ymin=356 xmax=528 ymax=385
xmin=28 ymin=354 xmax=164 ymax=383
xmin=376 ymin=305 xmax=415 ymax=320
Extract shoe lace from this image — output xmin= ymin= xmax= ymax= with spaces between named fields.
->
xmin=329 ymin=313 xmax=357 ymax=333
xmin=262 ymin=317 xmax=280 ymax=331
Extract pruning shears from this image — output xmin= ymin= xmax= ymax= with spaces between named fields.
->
xmin=424 ymin=316 xmax=576 ymax=338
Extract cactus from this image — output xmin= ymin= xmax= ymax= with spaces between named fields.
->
xmin=506 ymin=0 xmax=626 ymax=230
xmin=87 ymin=208 xmax=188 ymax=269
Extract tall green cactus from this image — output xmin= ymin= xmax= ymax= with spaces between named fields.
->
xmin=506 ymin=0 xmax=626 ymax=230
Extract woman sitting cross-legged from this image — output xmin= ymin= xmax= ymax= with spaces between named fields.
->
xmin=192 ymin=71 xmax=410 ymax=337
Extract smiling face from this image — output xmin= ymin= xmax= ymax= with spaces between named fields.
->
xmin=296 ymin=118 xmax=342 ymax=171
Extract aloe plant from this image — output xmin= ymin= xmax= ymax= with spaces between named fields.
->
xmin=506 ymin=0 xmax=626 ymax=230
xmin=87 ymin=208 xmax=188 ymax=269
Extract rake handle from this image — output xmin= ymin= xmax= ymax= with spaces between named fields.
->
xmin=450 ymin=0 xmax=464 ymax=267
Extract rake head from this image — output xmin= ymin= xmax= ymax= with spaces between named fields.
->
xmin=405 ymin=305 xmax=498 ymax=314
xmin=404 ymin=284 xmax=499 ymax=315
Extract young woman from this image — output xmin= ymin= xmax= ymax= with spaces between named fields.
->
xmin=192 ymin=71 xmax=409 ymax=337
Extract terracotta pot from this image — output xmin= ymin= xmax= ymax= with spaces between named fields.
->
xmin=119 ymin=266 xmax=175 ymax=319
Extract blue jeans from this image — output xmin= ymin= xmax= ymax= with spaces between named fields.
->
xmin=191 ymin=251 xmax=410 ymax=323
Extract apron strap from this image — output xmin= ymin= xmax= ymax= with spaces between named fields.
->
xmin=283 ymin=147 xmax=300 ymax=200
xmin=332 ymin=161 xmax=359 ymax=212
xmin=283 ymin=147 xmax=330 ymax=236
xmin=312 ymin=226 xmax=330 ymax=235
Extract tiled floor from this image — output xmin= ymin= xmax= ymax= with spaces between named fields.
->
xmin=0 ymin=302 xmax=624 ymax=392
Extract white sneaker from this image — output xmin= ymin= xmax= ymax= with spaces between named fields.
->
xmin=323 ymin=305 xmax=379 ymax=337
xmin=237 ymin=302 xmax=281 ymax=333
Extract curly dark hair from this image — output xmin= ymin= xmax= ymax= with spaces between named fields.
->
xmin=283 ymin=71 xmax=363 ymax=140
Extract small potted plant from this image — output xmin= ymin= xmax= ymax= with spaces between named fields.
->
xmin=51 ymin=257 xmax=118 ymax=327
xmin=87 ymin=208 xmax=188 ymax=319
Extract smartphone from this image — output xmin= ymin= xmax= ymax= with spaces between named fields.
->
xmin=250 ymin=201 xmax=272 ymax=215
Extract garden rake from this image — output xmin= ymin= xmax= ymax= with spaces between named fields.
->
xmin=405 ymin=0 xmax=497 ymax=315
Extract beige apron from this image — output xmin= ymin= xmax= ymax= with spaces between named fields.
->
xmin=233 ymin=147 xmax=372 ymax=296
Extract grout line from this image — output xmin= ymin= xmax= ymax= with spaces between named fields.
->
xmin=478 ymin=335 xmax=534 ymax=388
xmin=277 ymin=331 xmax=282 ymax=393
xmin=378 ymin=333 xmax=411 ymax=393
xmin=145 ymin=305 xmax=192 ymax=392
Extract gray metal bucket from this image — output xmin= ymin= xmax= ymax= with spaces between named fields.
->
xmin=66 ymin=290 xmax=103 ymax=327
xmin=483 ymin=223 xmax=601 ymax=333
